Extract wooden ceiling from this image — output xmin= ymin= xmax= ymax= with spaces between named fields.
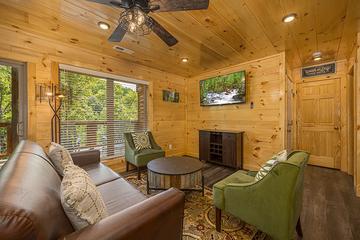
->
xmin=0 ymin=0 xmax=359 ymax=77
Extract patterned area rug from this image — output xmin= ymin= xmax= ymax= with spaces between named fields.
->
xmin=124 ymin=173 xmax=268 ymax=240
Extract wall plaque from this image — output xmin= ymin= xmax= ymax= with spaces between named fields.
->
xmin=301 ymin=62 xmax=336 ymax=78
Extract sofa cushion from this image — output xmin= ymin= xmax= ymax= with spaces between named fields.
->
xmin=213 ymin=170 xmax=254 ymax=210
xmin=82 ymin=163 xmax=121 ymax=186
xmin=48 ymin=142 xmax=74 ymax=176
xmin=97 ymin=178 xmax=147 ymax=215
xmin=135 ymin=149 xmax=165 ymax=166
xmin=61 ymin=165 xmax=108 ymax=230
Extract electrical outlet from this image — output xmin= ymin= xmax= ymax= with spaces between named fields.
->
xmin=168 ymin=144 xmax=173 ymax=150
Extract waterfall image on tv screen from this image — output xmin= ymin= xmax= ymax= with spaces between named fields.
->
xmin=200 ymin=70 xmax=246 ymax=106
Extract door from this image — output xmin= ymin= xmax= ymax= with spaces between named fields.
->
xmin=286 ymin=76 xmax=294 ymax=152
xmin=0 ymin=60 xmax=26 ymax=166
xmin=297 ymin=78 xmax=341 ymax=169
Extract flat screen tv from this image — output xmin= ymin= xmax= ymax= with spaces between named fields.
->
xmin=200 ymin=70 xmax=246 ymax=106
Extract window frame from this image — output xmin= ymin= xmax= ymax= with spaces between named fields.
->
xmin=58 ymin=64 xmax=149 ymax=159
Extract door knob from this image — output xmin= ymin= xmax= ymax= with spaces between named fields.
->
xmin=334 ymin=126 xmax=339 ymax=130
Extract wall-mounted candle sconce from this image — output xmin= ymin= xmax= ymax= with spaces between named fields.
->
xmin=46 ymin=84 xmax=65 ymax=143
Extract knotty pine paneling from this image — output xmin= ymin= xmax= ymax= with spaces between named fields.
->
xmin=185 ymin=53 xmax=286 ymax=170
xmin=0 ymin=24 xmax=187 ymax=158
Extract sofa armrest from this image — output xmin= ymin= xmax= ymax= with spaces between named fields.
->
xmin=71 ymin=150 xmax=100 ymax=167
xmin=63 ymin=188 xmax=185 ymax=240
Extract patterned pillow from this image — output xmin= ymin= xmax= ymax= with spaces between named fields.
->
xmin=273 ymin=149 xmax=288 ymax=162
xmin=48 ymin=142 xmax=74 ymax=176
xmin=254 ymin=150 xmax=288 ymax=181
xmin=255 ymin=159 xmax=278 ymax=181
xmin=61 ymin=164 xmax=108 ymax=230
xmin=131 ymin=132 xmax=152 ymax=150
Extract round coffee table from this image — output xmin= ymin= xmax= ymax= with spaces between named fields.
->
xmin=147 ymin=156 xmax=204 ymax=195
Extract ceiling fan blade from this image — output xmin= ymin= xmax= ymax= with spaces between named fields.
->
xmin=108 ymin=22 xmax=128 ymax=42
xmin=146 ymin=17 xmax=178 ymax=46
xmin=86 ymin=0 xmax=132 ymax=8
xmin=150 ymin=0 xmax=209 ymax=12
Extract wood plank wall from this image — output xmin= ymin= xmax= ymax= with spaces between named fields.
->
xmin=0 ymin=24 xmax=187 ymax=165
xmin=185 ymin=53 xmax=286 ymax=170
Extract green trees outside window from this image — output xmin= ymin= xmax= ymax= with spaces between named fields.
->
xmin=0 ymin=65 xmax=12 ymax=156
xmin=60 ymin=70 xmax=146 ymax=158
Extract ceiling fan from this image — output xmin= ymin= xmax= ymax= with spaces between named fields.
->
xmin=88 ymin=0 xmax=209 ymax=46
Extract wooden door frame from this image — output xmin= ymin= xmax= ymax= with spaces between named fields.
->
xmin=0 ymin=59 xmax=28 ymax=148
xmin=347 ymin=67 xmax=355 ymax=176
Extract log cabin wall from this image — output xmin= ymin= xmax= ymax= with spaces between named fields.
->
xmin=185 ymin=53 xmax=287 ymax=170
xmin=0 ymin=26 xmax=187 ymax=161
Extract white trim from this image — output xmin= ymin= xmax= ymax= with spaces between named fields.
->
xmin=59 ymin=64 xmax=149 ymax=85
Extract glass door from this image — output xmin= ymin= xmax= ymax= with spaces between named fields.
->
xmin=0 ymin=60 xmax=27 ymax=166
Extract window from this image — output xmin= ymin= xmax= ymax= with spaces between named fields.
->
xmin=59 ymin=67 xmax=147 ymax=159
xmin=0 ymin=60 xmax=27 ymax=168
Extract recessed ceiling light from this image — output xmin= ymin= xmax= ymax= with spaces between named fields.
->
xmin=181 ymin=58 xmax=189 ymax=63
xmin=313 ymin=52 xmax=322 ymax=61
xmin=282 ymin=13 xmax=297 ymax=23
xmin=98 ymin=21 xmax=110 ymax=30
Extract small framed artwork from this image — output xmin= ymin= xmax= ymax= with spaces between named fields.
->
xmin=163 ymin=90 xmax=180 ymax=103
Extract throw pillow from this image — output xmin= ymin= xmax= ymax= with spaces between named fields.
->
xmin=255 ymin=159 xmax=278 ymax=181
xmin=61 ymin=164 xmax=108 ymax=230
xmin=254 ymin=150 xmax=288 ymax=181
xmin=272 ymin=149 xmax=288 ymax=162
xmin=131 ymin=132 xmax=152 ymax=150
xmin=48 ymin=142 xmax=74 ymax=176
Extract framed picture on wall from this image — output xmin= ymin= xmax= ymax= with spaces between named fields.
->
xmin=163 ymin=90 xmax=180 ymax=103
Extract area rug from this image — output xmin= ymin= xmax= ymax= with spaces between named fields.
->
xmin=124 ymin=172 xmax=269 ymax=240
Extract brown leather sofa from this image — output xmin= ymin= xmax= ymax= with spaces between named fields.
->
xmin=0 ymin=140 xmax=185 ymax=240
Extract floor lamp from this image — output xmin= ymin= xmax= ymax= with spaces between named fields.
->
xmin=47 ymin=84 xmax=64 ymax=143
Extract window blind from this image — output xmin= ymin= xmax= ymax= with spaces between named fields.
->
xmin=59 ymin=68 xmax=147 ymax=159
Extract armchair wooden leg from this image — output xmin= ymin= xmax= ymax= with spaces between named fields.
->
xmin=296 ymin=217 xmax=303 ymax=238
xmin=137 ymin=167 xmax=141 ymax=180
xmin=215 ymin=207 xmax=221 ymax=232
xmin=126 ymin=161 xmax=129 ymax=172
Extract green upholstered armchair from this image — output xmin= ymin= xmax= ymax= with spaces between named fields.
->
xmin=124 ymin=131 xmax=165 ymax=179
xmin=213 ymin=151 xmax=309 ymax=240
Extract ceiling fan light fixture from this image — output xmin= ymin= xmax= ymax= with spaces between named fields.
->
xmin=97 ymin=21 xmax=110 ymax=30
xmin=282 ymin=13 xmax=297 ymax=23
xmin=313 ymin=51 xmax=322 ymax=61
xmin=181 ymin=58 xmax=189 ymax=63
xmin=120 ymin=7 xmax=151 ymax=36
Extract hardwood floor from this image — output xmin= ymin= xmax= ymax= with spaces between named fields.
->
xmin=200 ymin=163 xmax=360 ymax=240
xmin=302 ymin=166 xmax=360 ymax=240
xmin=119 ymin=161 xmax=360 ymax=239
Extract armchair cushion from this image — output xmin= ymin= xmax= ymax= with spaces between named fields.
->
xmin=213 ymin=170 xmax=255 ymax=210
xmin=134 ymin=149 xmax=165 ymax=167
